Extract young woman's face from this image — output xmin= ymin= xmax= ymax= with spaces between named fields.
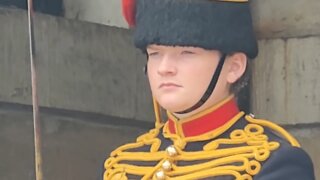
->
xmin=146 ymin=45 xmax=232 ymax=114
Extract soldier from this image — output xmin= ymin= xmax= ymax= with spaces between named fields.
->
xmin=103 ymin=0 xmax=315 ymax=179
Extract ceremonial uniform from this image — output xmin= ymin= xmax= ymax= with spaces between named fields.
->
xmin=103 ymin=0 xmax=315 ymax=179
xmin=104 ymin=97 xmax=314 ymax=179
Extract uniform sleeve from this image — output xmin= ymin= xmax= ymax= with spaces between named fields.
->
xmin=254 ymin=146 xmax=315 ymax=180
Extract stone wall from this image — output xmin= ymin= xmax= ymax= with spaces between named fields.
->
xmin=0 ymin=0 xmax=319 ymax=178
xmin=250 ymin=0 xmax=320 ymax=125
xmin=63 ymin=0 xmax=127 ymax=28
xmin=0 ymin=104 xmax=147 ymax=180
xmin=0 ymin=7 xmax=154 ymax=123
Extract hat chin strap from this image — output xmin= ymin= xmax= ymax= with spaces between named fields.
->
xmin=175 ymin=54 xmax=227 ymax=114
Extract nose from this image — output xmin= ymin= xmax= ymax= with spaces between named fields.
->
xmin=157 ymin=55 xmax=177 ymax=76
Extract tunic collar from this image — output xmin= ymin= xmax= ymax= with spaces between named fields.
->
xmin=166 ymin=96 xmax=240 ymax=138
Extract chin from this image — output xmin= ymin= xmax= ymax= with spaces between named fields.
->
xmin=157 ymin=96 xmax=188 ymax=112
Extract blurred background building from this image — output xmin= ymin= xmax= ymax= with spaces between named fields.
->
xmin=0 ymin=0 xmax=319 ymax=179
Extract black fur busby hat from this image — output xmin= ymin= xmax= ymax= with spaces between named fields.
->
xmin=122 ymin=0 xmax=258 ymax=59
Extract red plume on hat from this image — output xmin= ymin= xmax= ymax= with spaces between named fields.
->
xmin=122 ymin=0 xmax=136 ymax=27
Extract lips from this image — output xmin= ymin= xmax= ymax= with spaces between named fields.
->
xmin=159 ymin=82 xmax=182 ymax=89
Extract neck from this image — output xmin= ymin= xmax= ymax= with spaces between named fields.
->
xmin=172 ymin=93 xmax=232 ymax=120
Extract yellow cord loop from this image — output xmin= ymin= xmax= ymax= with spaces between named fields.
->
xmin=245 ymin=115 xmax=301 ymax=147
xmin=152 ymin=97 xmax=163 ymax=128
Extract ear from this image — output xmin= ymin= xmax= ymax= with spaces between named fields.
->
xmin=226 ymin=52 xmax=247 ymax=84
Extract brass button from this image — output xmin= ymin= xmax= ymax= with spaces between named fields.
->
xmin=162 ymin=160 xmax=172 ymax=171
xmin=155 ymin=170 xmax=165 ymax=180
xmin=166 ymin=145 xmax=178 ymax=157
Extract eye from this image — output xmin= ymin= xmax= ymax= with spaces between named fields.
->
xmin=181 ymin=50 xmax=195 ymax=55
xmin=148 ymin=52 xmax=160 ymax=56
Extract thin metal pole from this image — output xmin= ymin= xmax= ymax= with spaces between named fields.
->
xmin=27 ymin=0 xmax=43 ymax=180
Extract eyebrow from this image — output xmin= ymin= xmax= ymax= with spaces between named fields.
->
xmin=146 ymin=45 xmax=161 ymax=51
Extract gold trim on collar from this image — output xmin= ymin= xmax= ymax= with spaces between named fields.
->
xmin=163 ymin=112 xmax=245 ymax=149
xmin=166 ymin=95 xmax=236 ymax=139
xmin=167 ymin=95 xmax=234 ymax=124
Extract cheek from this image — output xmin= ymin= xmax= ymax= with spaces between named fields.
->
xmin=147 ymin=63 xmax=159 ymax=93
xmin=179 ymin=64 xmax=215 ymax=100
xmin=183 ymin=64 xmax=215 ymax=88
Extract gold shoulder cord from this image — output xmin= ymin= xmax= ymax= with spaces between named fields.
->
xmin=245 ymin=115 xmax=301 ymax=147
xmin=104 ymin=111 xmax=303 ymax=180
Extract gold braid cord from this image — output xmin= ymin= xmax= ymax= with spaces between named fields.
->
xmin=104 ymin=113 xmax=300 ymax=180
